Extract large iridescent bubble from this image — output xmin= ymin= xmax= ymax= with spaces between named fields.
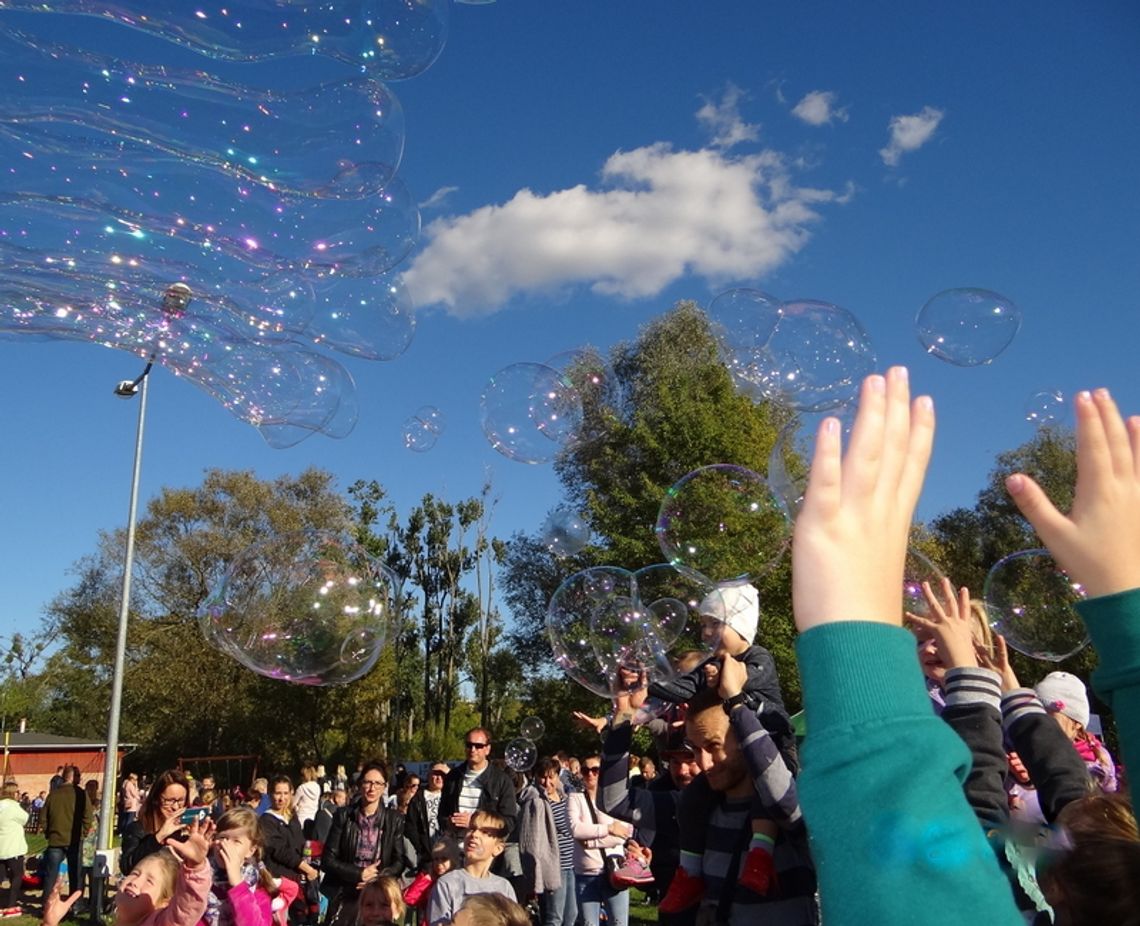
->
xmin=198 ymin=529 xmax=395 ymax=686
xmin=916 ymin=288 xmax=1021 ymax=366
xmin=983 ymin=549 xmax=1089 ymax=662
xmin=480 ymin=362 xmax=584 ymax=464
xmin=547 ymin=566 xmax=638 ymax=697
xmin=656 ymin=464 xmax=790 ymax=583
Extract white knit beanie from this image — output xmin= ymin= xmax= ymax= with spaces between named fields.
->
xmin=1035 ymin=671 xmax=1090 ymax=728
xmin=698 ymin=583 xmax=760 ymax=644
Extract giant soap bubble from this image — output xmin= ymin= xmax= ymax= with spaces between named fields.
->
xmin=656 ymin=464 xmax=790 ymax=583
xmin=541 ymin=506 xmax=591 ymax=557
xmin=0 ymin=0 xmax=450 ymax=81
xmin=199 ymin=529 xmax=395 ymax=685
xmin=480 ymin=362 xmax=583 ymax=464
xmin=983 ymin=549 xmax=1089 ymax=662
xmin=544 ymin=348 xmax=624 ymax=419
xmin=916 ymin=288 xmax=1021 ymax=366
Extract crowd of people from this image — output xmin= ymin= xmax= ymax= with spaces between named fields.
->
xmin=6 ymin=371 xmax=1140 ymax=926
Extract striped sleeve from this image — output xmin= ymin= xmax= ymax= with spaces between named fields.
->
xmin=1001 ymin=688 xmax=1047 ymax=730
xmin=943 ymin=667 xmax=1002 ymax=711
xmin=729 ymin=706 xmax=802 ymax=829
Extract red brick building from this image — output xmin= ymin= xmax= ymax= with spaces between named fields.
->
xmin=1 ymin=732 xmax=132 ymax=797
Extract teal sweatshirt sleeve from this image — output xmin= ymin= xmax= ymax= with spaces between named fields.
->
xmin=795 ymin=622 xmax=1021 ymax=926
xmin=1077 ymin=587 xmax=1140 ymax=780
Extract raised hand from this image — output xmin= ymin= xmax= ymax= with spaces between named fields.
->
xmin=793 ymin=368 xmax=935 ymax=631
xmin=1006 ymin=388 xmax=1140 ymax=598
xmin=905 ymin=578 xmax=978 ymax=670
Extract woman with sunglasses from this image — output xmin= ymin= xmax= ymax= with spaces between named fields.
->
xmin=568 ymin=757 xmax=631 ymax=926
xmin=438 ymin=729 xmax=518 ymax=840
xmin=120 ymin=769 xmax=193 ymax=874
xmin=320 ymin=761 xmax=411 ymax=926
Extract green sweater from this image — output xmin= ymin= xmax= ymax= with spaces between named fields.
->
xmin=794 ymin=622 xmax=1022 ymax=926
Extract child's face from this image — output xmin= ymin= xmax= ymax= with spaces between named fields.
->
xmin=430 ymin=855 xmax=453 ymax=878
xmin=359 ymin=890 xmax=395 ymax=926
xmin=211 ymin=828 xmax=255 ymax=865
xmin=117 ymin=857 xmax=171 ymax=922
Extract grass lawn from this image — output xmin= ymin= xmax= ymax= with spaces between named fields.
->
xmin=628 ymin=888 xmax=659 ymax=926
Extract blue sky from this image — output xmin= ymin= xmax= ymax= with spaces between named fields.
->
xmin=2 ymin=0 xmax=1139 ymax=648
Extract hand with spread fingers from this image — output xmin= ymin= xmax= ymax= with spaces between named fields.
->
xmin=976 ymin=634 xmax=1020 ymax=692
xmin=1006 ymin=387 xmax=1140 ymax=599
xmin=905 ymin=578 xmax=979 ymax=671
xmin=793 ymin=367 xmax=935 ymax=631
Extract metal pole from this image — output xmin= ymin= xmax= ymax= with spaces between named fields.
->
xmin=92 ymin=367 xmax=149 ymax=920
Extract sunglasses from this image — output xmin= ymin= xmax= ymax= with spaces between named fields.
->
xmin=465 ymin=742 xmax=489 ymax=749
xmin=583 ymin=767 xmax=601 ymax=774
xmin=430 ymin=771 xmax=446 ymax=777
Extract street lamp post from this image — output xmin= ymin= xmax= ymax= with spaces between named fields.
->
xmin=91 ymin=357 xmax=153 ymax=921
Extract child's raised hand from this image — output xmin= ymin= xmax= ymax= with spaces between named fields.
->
xmin=717 ymin=654 xmax=747 ymax=699
xmin=167 ymin=816 xmax=214 ymax=868
xmin=1006 ymin=388 xmax=1140 ymax=599
xmin=976 ymin=634 xmax=1020 ymax=692
xmin=905 ymin=579 xmax=978 ymax=670
xmin=41 ymin=883 xmax=82 ymax=926
xmin=792 ymin=368 xmax=935 ymax=631
xmin=217 ymin=837 xmax=245 ymax=887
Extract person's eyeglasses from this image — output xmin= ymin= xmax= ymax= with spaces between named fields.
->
xmin=361 ymin=779 xmax=385 ymax=788
xmin=430 ymin=771 xmax=445 ymax=777
xmin=160 ymin=797 xmax=187 ymax=807
xmin=583 ymin=767 xmax=601 ymax=775
xmin=465 ymin=741 xmax=489 ymax=750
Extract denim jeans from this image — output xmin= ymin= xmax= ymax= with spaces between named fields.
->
xmin=541 ymin=868 xmax=577 ymax=926
xmin=575 ymin=871 xmax=628 ymax=926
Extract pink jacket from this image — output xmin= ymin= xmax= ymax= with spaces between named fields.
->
xmin=195 ymin=882 xmax=273 ymax=926
xmin=567 ymin=792 xmax=624 ymax=877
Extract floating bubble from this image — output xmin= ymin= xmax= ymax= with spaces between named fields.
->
xmin=706 ymin=288 xmax=783 ymax=395
xmin=656 ymin=464 xmax=790 ymax=583
xmin=544 ymin=348 xmax=624 ymax=418
xmin=1025 ymin=390 xmax=1067 ymax=428
xmin=0 ymin=0 xmax=449 ymax=81
xmin=541 ymin=506 xmax=591 ymax=557
xmin=519 ymin=717 xmax=545 ymax=741
xmin=983 ymin=549 xmax=1089 ymax=662
xmin=480 ymin=362 xmax=583 ymax=465
xmin=308 ymin=273 xmax=417 ymax=362
xmin=916 ymin=288 xmax=1021 ymax=367
xmin=589 ymin=594 xmax=671 ymax=685
xmin=547 ymin=566 xmax=637 ymax=697
xmin=733 ymin=300 xmax=876 ymax=412
xmin=198 ymin=529 xmax=394 ymax=686
xmin=402 ymin=405 xmax=445 ymax=452
xmin=903 ymin=549 xmax=951 ymax=623
xmin=630 ymin=564 xmax=721 ymax=652
xmin=505 ymin=738 xmax=537 ymax=772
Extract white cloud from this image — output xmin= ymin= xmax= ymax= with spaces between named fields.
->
xmin=879 ymin=106 xmax=944 ymax=166
xmin=419 ymin=185 xmax=459 ymax=210
xmin=402 ymin=142 xmax=852 ymax=317
xmin=695 ymin=83 xmax=760 ymax=150
xmin=791 ymin=90 xmax=849 ymax=126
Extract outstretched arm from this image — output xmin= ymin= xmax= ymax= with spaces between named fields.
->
xmin=791 ymin=368 xmax=1020 ymax=926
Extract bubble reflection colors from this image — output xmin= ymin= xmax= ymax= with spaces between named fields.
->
xmin=984 ymin=549 xmax=1090 ymax=662
xmin=0 ymin=0 xmax=451 ymax=81
xmin=541 ymin=506 xmax=591 ymax=557
xmin=656 ymin=464 xmax=790 ymax=584
xmin=480 ymin=362 xmax=584 ymax=465
xmin=916 ymin=288 xmax=1021 ymax=367
xmin=198 ymin=529 xmax=395 ymax=686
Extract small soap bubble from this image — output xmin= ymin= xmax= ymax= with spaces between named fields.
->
xmin=656 ymin=464 xmax=790 ymax=583
xmin=403 ymin=405 xmax=445 ymax=452
xmin=1025 ymin=390 xmax=1067 ymax=428
xmin=480 ymin=362 xmax=583 ymax=464
xmin=505 ymin=737 xmax=538 ymax=772
xmin=916 ymin=288 xmax=1021 ymax=367
xmin=984 ymin=549 xmax=1089 ymax=662
xmin=541 ymin=506 xmax=591 ymax=557
xmin=519 ymin=717 xmax=545 ymax=741
xmin=197 ymin=529 xmax=393 ymax=686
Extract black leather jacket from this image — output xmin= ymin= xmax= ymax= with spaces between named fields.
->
xmin=437 ymin=761 xmax=518 ymax=836
xmin=320 ymin=800 xmax=409 ymax=897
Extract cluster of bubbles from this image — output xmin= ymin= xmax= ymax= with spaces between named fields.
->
xmin=541 ymin=506 xmax=592 ymax=557
xmin=546 ymin=563 xmax=725 ymax=700
xmin=0 ymin=1 xmax=490 ymax=447
xmin=504 ymin=717 xmax=544 ymax=772
xmin=198 ymin=529 xmax=396 ymax=686
xmin=480 ymin=348 xmax=623 ymax=464
xmin=402 ymin=405 xmax=445 ymax=452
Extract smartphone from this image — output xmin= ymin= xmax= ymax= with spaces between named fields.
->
xmin=179 ymin=807 xmax=209 ymax=827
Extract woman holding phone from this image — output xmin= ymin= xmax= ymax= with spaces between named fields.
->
xmin=119 ymin=769 xmax=194 ymax=874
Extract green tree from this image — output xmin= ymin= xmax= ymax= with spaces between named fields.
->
xmin=501 ymin=302 xmax=802 ymax=713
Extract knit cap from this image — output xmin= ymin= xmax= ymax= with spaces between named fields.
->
xmin=1034 ymin=671 xmax=1090 ymax=728
xmin=698 ymin=582 xmax=759 ymax=644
